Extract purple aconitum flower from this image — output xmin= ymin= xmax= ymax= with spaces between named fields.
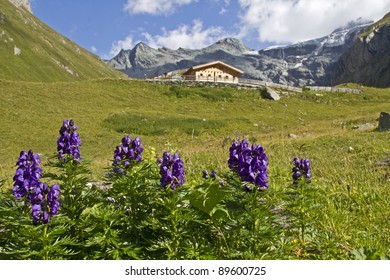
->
xmin=112 ymin=135 xmax=144 ymax=173
xmin=228 ymin=140 xmax=269 ymax=190
xmin=31 ymin=183 xmax=61 ymax=225
xmin=57 ymin=119 xmax=82 ymax=162
xmin=13 ymin=150 xmax=43 ymax=200
xmin=202 ymin=169 xmax=218 ymax=180
xmin=158 ymin=152 xmax=185 ymax=190
xmin=211 ymin=170 xmax=218 ymax=180
xmin=47 ymin=184 xmax=60 ymax=216
xmin=12 ymin=150 xmax=61 ymax=224
xmin=292 ymin=157 xmax=312 ymax=185
xmin=228 ymin=139 xmax=248 ymax=172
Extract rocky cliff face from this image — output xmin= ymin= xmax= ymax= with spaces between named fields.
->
xmin=256 ymin=21 xmax=371 ymax=86
xmin=106 ymin=22 xmax=371 ymax=86
xmin=331 ymin=13 xmax=390 ymax=88
xmin=8 ymin=0 xmax=32 ymax=13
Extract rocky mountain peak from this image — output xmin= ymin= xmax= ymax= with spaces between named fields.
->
xmin=106 ymin=14 xmax=389 ymax=87
xmin=8 ymin=0 xmax=32 ymax=13
xmin=207 ymin=37 xmax=253 ymax=54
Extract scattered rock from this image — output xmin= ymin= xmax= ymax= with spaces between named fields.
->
xmin=377 ymin=157 xmax=390 ymax=166
xmin=14 ymin=45 xmax=21 ymax=56
xmin=288 ymin=133 xmax=299 ymax=139
xmin=351 ymin=123 xmax=375 ymax=131
xmin=378 ymin=112 xmax=390 ymax=131
xmin=87 ymin=181 xmax=112 ymax=190
xmin=261 ymin=87 xmax=280 ymax=101
xmin=8 ymin=0 xmax=33 ymax=13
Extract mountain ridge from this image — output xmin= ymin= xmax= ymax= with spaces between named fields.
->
xmin=106 ymin=19 xmax=381 ymax=87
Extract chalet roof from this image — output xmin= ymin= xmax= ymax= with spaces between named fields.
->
xmin=183 ymin=60 xmax=243 ymax=75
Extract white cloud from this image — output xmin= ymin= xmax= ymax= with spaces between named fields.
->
xmin=219 ymin=7 xmax=228 ymax=15
xmin=91 ymin=46 xmax=98 ymax=53
xmin=238 ymin=0 xmax=390 ymax=44
xmin=142 ymin=19 xmax=228 ymax=49
xmin=108 ymin=35 xmax=135 ymax=58
xmin=124 ymin=0 xmax=196 ymax=15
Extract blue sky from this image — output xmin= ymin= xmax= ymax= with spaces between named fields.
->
xmin=30 ymin=0 xmax=390 ymax=59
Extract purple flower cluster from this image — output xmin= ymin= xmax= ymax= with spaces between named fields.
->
xmin=13 ymin=150 xmax=60 ymax=225
xmin=228 ymin=139 xmax=269 ymax=190
xmin=57 ymin=119 xmax=82 ymax=162
xmin=202 ymin=169 xmax=217 ymax=180
xmin=13 ymin=150 xmax=42 ymax=199
xmin=30 ymin=183 xmax=60 ymax=225
xmin=292 ymin=158 xmax=312 ymax=184
xmin=159 ymin=152 xmax=185 ymax=190
xmin=112 ymin=135 xmax=144 ymax=173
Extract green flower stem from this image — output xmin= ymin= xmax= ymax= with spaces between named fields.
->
xmin=210 ymin=217 xmax=230 ymax=256
xmin=43 ymin=224 xmax=49 ymax=260
xmin=166 ymin=189 xmax=180 ymax=260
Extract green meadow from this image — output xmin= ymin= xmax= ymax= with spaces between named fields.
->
xmin=1 ymin=78 xmax=390 ymax=259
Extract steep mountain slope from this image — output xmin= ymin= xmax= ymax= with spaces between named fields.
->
xmin=106 ymin=22 xmax=371 ymax=86
xmin=331 ymin=12 xmax=390 ymax=88
xmin=0 ymin=0 xmax=125 ymax=82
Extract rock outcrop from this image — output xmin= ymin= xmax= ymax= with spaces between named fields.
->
xmin=8 ymin=0 xmax=32 ymax=13
xmin=378 ymin=112 xmax=390 ymax=131
xmin=261 ymin=87 xmax=280 ymax=101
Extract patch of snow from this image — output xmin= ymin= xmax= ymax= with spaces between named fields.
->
xmin=292 ymin=63 xmax=303 ymax=69
xmin=262 ymin=45 xmax=287 ymax=51
xmin=243 ymin=50 xmax=259 ymax=55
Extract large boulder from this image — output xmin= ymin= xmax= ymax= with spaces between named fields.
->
xmin=378 ymin=112 xmax=390 ymax=131
xmin=261 ymin=87 xmax=280 ymax=101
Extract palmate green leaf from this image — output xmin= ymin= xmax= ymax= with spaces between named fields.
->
xmin=187 ymin=182 xmax=232 ymax=219
xmin=79 ymin=202 xmax=103 ymax=218
xmin=210 ymin=205 xmax=230 ymax=220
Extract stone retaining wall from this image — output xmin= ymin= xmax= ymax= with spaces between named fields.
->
xmin=147 ymin=78 xmax=362 ymax=95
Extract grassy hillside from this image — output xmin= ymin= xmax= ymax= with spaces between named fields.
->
xmin=0 ymin=79 xmax=389 ymax=258
xmin=0 ymin=1 xmax=125 ymax=81
xmin=0 ymin=79 xmax=389 ymax=179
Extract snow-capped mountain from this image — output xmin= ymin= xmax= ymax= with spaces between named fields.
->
xmin=106 ymin=21 xmax=372 ymax=86
xmin=331 ymin=12 xmax=390 ymax=88
xmin=257 ymin=19 xmax=373 ymax=85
